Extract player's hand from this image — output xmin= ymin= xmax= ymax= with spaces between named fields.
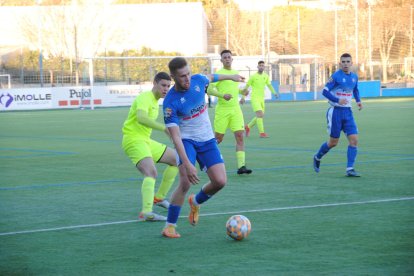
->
xmin=357 ymin=102 xmax=363 ymax=110
xmin=339 ymin=98 xmax=348 ymax=105
xmin=239 ymin=98 xmax=245 ymax=105
xmin=185 ymin=163 xmax=199 ymax=185
xmin=232 ymin=75 xmax=245 ymax=82
xmin=223 ymin=94 xmax=232 ymax=101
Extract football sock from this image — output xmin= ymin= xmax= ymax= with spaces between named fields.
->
xmin=167 ymin=204 xmax=181 ymax=224
xmin=347 ymin=145 xmax=358 ymax=168
xmin=316 ymin=142 xmax=330 ymax=159
xmin=248 ymin=117 xmax=257 ymax=128
xmin=257 ymin=118 xmax=264 ymax=133
xmin=155 ymin=165 xmax=178 ymax=200
xmin=141 ymin=177 xmax=155 ymax=213
xmin=195 ymin=188 xmax=211 ymax=205
xmin=236 ymin=151 xmax=245 ymax=168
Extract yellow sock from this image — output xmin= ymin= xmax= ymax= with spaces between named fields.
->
xmin=248 ymin=117 xmax=257 ymax=128
xmin=257 ymin=118 xmax=264 ymax=133
xmin=155 ymin=165 xmax=178 ymax=200
xmin=236 ymin=151 xmax=245 ymax=168
xmin=141 ymin=177 xmax=155 ymax=213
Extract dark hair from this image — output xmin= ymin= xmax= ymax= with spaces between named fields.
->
xmin=340 ymin=53 xmax=352 ymax=59
xmin=258 ymin=60 xmax=265 ymax=65
xmin=168 ymin=57 xmax=188 ymax=74
xmin=154 ymin=72 xmax=171 ymax=83
xmin=220 ymin=49 xmax=232 ymax=56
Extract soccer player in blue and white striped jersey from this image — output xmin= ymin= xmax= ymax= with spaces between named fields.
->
xmin=313 ymin=53 xmax=363 ymax=177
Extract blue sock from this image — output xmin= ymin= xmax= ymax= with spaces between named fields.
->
xmin=167 ymin=204 xmax=181 ymax=224
xmin=195 ymin=189 xmax=211 ymax=205
xmin=316 ymin=142 xmax=330 ymax=159
xmin=347 ymin=145 xmax=358 ymax=168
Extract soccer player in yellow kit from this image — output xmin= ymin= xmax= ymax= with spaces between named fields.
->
xmin=122 ymin=72 xmax=178 ymax=221
xmin=242 ymin=60 xmax=279 ymax=138
xmin=209 ymin=50 xmax=252 ymax=174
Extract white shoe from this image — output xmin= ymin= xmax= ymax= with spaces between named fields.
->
xmin=154 ymin=198 xmax=170 ymax=209
xmin=138 ymin=212 xmax=166 ymax=222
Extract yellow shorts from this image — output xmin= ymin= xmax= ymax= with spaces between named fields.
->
xmin=214 ymin=106 xmax=245 ymax=134
xmin=122 ymin=136 xmax=167 ymax=166
xmin=251 ymin=98 xmax=265 ymax=113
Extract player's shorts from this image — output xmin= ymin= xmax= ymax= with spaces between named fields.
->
xmin=214 ymin=106 xmax=245 ymax=134
xmin=122 ymin=136 xmax=167 ymax=166
xmin=180 ymin=138 xmax=224 ymax=171
xmin=326 ymin=106 xmax=358 ymax=138
xmin=250 ymin=98 xmax=265 ymax=113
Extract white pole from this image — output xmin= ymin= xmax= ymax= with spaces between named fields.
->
xmin=297 ymin=8 xmax=301 ymax=63
xmin=368 ymin=3 xmax=373 ymax=80
xmin=267 ymin=10 xmax=270 ymax=64
xmin=335 ymin=3 xmax=338 ymax=62
xmin=226 ymin=6 xmax=229 ymax=49
xmin=355 ymin=0 xmax=358 ymax=65
xmin=89 ymin=59 xmax=95 ymax=110
xmin=410 ymin=5 xmax=413 ymax=58
xmin=37 ymin=0 xmax=43 ymax=87
xmin=261 ymin=10 xmax=265 ymax=58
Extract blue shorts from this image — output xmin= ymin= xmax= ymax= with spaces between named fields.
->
xmin=180 ymin=138 xmax=224 ymax=171
xmin=326 ymin=106 xmax=358 ymax=138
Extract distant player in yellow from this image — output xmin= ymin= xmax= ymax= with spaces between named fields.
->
xmin=209 ymin=49 xmax=252 ymax=175
xmin=242 ymin=60 xmax=279 ymax=138
xmin=122 ymin=72 xmax=178 ymax=221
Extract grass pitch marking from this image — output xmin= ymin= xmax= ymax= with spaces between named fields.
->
xmin=0 ymin=196 xmax=413 ymax=237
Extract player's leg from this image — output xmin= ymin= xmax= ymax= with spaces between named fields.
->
xmin=122 ymin=138 xmax=165 ymax=221
xmin=313 ymin=107 xmax=341 ymax=172
xmin=256 ymin=100 xmax=268 ymax=137
xmin=152 ymin=140 xmax=178 ymax=208
xmin=187 ymin=139 xmax=226 ymax=226
xmin=230 ymin=108 xmax=252 ymax=174
xmin=162 ymin=140 xmax=196 ymax=238
xmin=214 ymin=108 xmax=228 ymax=144
xmin=344 ymin=110 xmax=360 ymax=177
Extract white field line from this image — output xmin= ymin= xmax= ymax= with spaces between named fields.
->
xmin=1 ymin=196 xmax=413 ymax=237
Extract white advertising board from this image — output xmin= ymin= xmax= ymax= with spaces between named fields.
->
xmin=0 ymin=84 xmax=152 ymax=111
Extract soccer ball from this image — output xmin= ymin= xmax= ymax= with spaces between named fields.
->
xmin=226 ymin=215 xmax=251 ymax=241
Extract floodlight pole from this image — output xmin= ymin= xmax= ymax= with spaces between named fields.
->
xmin=37 ymin=0 xmax=43 ymax=87
xmin=368 ymin=2 xmax=373 ymax=80
xmin=354 ymin=0 xmax=358 ymax=65
xmin=89 ymin=59 xmax=95 ymax=110
xmin=297 ymin=8 xmax=301 ymax=63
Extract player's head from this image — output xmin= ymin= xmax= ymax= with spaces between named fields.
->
xmin=153 ymin=72 xmax=171 ymax=99
xmin=220 ymin=49 xmax=233 ymax=69
xmin=257 ymin=60 xmax=265 ymax=73
xmin=169 ymin=57 xmax=191 ymax=91
xmin=340 ymin=53 xmax=352 ymax=74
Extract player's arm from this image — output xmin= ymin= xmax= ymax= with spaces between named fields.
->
xmin=207 ymin=84 xmax=232 ymax=101
xmin=136 ymin=109 xmax=165 ymax=131
xmin=207 ymin=73 xmax=245 ymax=83
xmin=167 ymin=126 xmax=199 ymax=184
xmin=266 ymin=83 xmax=279 ymax=98
xmin=353 ymin=81 xmax=363 ymax=110
xmin=322 ymin=77 xmax=347 ymax=105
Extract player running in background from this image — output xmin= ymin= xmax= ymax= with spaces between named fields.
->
xmin=208 ymin=50 xmax=252 ymax=175
xmin=161 ymin=57 xmax=245 ymax=238
xmin=122 ymin=72 xmax=178 ymax=221
xmin=313 ymin=53 xmax=363 ymax=177
xmin=242 ymin=60 xmax=279 ymax=138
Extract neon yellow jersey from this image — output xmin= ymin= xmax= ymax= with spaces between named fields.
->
xmin=122 ymin=91 xmax=159 ymax=141
xmin=247 ymin=72 xmax=271 ymax=99
xmin=213 ymin=68 xmax=240 ymax=109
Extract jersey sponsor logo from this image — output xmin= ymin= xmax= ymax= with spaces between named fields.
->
xmin=183 ymin=104 xmax=207 ymax=120
xmin=164 ymin=108 xmax=172 ymax=118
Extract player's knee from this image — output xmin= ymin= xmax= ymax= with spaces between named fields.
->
xmin=328 ymin=140 xmax=338 ymax=148
xmin=213 ymin=176 xmax=227 ymax=190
